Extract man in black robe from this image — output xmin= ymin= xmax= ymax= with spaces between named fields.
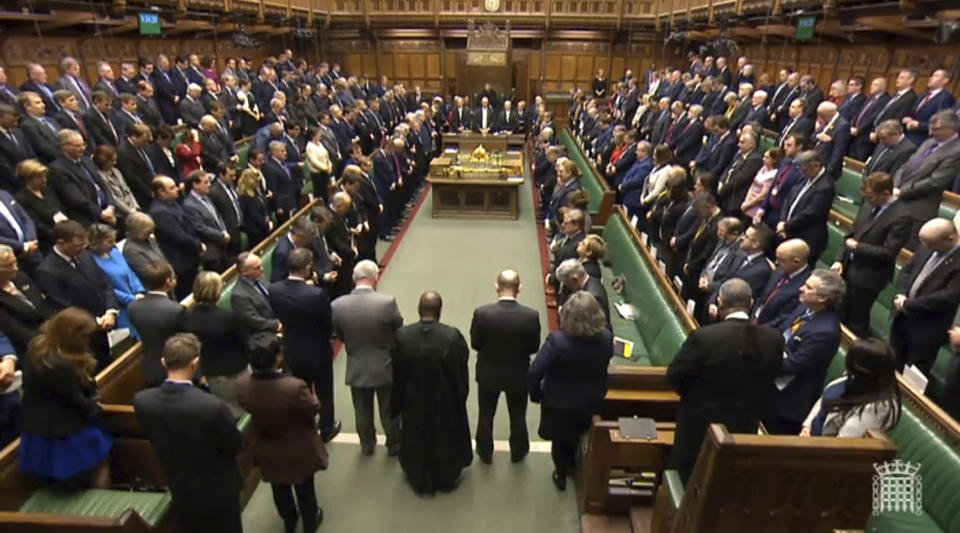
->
xmin=391 ymin=291 xmax=472 ymax=495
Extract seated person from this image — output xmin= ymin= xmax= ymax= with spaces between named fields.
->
xmin=801 ymin=337 xmax=901 ymax=437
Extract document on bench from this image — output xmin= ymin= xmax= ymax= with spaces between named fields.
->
xmin=613 ymin=336 xmax=635 ymax=359
xmin=902 ymin=365 xmax=929 ymax=394
xmin=619 ymin=416 xmax=658 ymax=440
xmin=614 ymin=301 xmax=639 ymax=320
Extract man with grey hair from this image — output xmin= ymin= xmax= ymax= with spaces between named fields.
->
xmin=668 ymin=277 xmax=784 ymax=483
xmin=777 ymin=150 xmax=834 ymax=265
xmin=49 ymin=128 xmax=117 ymax=228
xmin=764 ymin=268 xmax=844 ymax=435
xmin=231 ymin=252 xmax=281 ymax=334
xmin=270 ymin=216 xmax=317 ymax=282
xmin=331 ymin=259 xmax=403 ymax=456
xmin=862 ymin=119 xmax=915 ymax=177
xmin=264 ymin=140 xmax=298 ymax=223
xmin=56 ymin=56 xmax=92 ymax=111
xmin=470 ymin=269 xmax=541 ymax=464
xmin=812 ymin=100 xmax=851 ymax=179
xmin=891 ymin=218 xmax=960 ymax=374
xmin=894 ymin=110 xmax=960 ymax=247
xmin=179 ymin=83 xmax=205 ymax=128
xmin=556 ymin=258 xmax=610 ymax=328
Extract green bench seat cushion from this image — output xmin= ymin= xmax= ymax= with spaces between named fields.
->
xmin=834 ymin=166 xmax=863 ymax=220
xmin=868 ymin=511 xmax=943 ymax=533
xmin=561 ymin=129 xmax=605 ymax=215
xmin=883 ymin=406 xmax=960 ymax=533
xmin=20 ymin=488 xmax=172 ymax=527
xmin=600 ymin=260 xmax=651 ymax=365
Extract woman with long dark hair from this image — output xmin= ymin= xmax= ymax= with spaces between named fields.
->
xmin=801 ymin=337 xmax=902 ymax=437
xmin=20 ymin=308 xmax=111 ymax=487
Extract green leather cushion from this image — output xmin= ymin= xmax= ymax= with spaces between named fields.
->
xmin=868 ymin=511 xmax=943 ymax=533
xmin=759 ymin=135 xmax=775 ymax=153
xmin=236 ymin=142 xmax=251 ymax=171
xmin=20 ymin=488 xmax=172 ymax=527
xmin=218 ymin=279 xmax=237 ymax=310
xmin=834 ymin=166 xmax=864 ymax=220
xmin=561 ymin=129 xmax=604 ymax=215
xmin=600 ymin=260 xmax=651 ymax=365
xmin=939 ymin=202 xmax=958 ymax=221
xmin=260 ymin=246 xmax=275 ymax=283
xmin=885 ymin=406 xmax=960 ymax=532
xmin=663 ymin=469 xmax=685 ymax=510
xmin=825 ymin=346 xmax=847 ymax=385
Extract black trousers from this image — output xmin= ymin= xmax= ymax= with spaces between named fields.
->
xmin=271 ymin=479 xmax=318 ymax=531
xmin=294 ymin=368 xmax=336 ymax=434
xmin=839 ymin=281 xmax=883 ymax=338
xmin=551 ymin=440 xmax=578 ymax=478
xmin=476 ymin=389 xmax=529 ymax=460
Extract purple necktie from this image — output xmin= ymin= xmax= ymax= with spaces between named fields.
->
xmin=903 ymin=142 xmax=940 ymax=175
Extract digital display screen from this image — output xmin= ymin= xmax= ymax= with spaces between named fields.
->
xmin=796 ymin=15 xmax=816 ymax=40
xmin=139 ymin=13 xmax=162 ymax=35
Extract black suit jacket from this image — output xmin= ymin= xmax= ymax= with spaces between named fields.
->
xmin=717 ymin=149 xmax=763 ymax=216
xmin=863 ymin=137 xmax=916 ymax=177
xmin=667 ymin=318 xmax=783 ymax=482
xmin=268 ymin=278 xmax=334 ymax=376
xmin=551 ymin=232 xmax=585 ymax=275
xmin=180 ymin=304 xmax=248 ymax=377
xmin=19 ymin=81 xmax=59 ymax=114
xmin=19 ymin=115 xmax=60 ymax=163
xmin=469 ymin=299 xmax=541 ymax=393
xmin=752 ymin=267 xmax=811 ymax=330
xmin=48 ymin=155 xmax=111 ymax=228
xmin=209 ymin=180 xmax=243 ymax=255
xmin=53 ymin=111 xmax=92 ymax=150
xmin=704 ymin=132 xmax=738 ymax=178
xmin=684 ymin=213 xmax=721 ymax=282
xmin=495 ymin=110 xmax=519 ymax=133
xmin=82 ymin=108 xmax=119 ymax=148
xmin=149 ymin=199 xmax=203 ymax=275
xmin=0 ymin=128 xmax=35 ymax=191
xmin=134 ymin=383 xmax=242 ymax=518
xmin=231 ymin=277 xmax=279 ymax=333
xmin=0 ymin=271 xmax=53 ymax=355
xmin=22 ymin=354 xmax=101 ymax=438
xmin=670 ymin=119 xmax=704 ymax=167
xmin=777 ymin=116 xmax=814 ymax=147
xmin=117 ymin=141 xmax=155 ymax=209
xmin=838 ymin=200 xmax=911 ymax=292
xmin=894 ymin=246 xmax=960 ymax=340
xmin=35 ymin=249 xmax=117 ymax=316
xmin=128 ymin=293 xmax=184 ymax=386
xmin=873 ymin=90 xmax=917 ymax=127
xmin=780 ymin=173 xmax=835 ymax=261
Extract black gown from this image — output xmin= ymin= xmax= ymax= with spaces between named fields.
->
xmin=391 ymin=320 xmax=473 ymax=495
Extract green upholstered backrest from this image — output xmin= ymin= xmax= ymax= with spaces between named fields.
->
xmin=928 ymin=346 xmax=954 ymax=402
xmin=760 ymin=134 xmax=775 ymax=153
xmin=20 ymin=488 xmax=172 ymax=528
xmin=218 ymin=279 xmax=237 ymax=310
xmin=885 ymin=406 xmax=960 ymax=533
xmin=820 ymin=221 xmax=846 ymax=268
xmin=260 ymin=246 xmax=275 ymax=283
xmin=561 ymin=129 xmax=605 ymax=215
xmin=939 ymin=202 xmax=958 ymax=221
xmin=236 ymin=142 xmax=252 ymax=171
xmin=604 ymin=214 xmax=688 ymax=365
xmin=825 ymin=346 xmax=847 ymax=385
xmin=834 ymin=166 xmax=863 ymax=220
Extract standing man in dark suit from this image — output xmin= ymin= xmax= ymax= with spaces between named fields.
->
xmin=707 ymin=222 xmax=775 ymax=320
xmin=48 ymin=129 xmax=116 ymax=229
xmin=83 ymin=91 xmax=120 ymax=149
xmin=331 ymin=260 xmax=403 ymax=456
xmin=52 ymin=91 xmax=92 ymax=152
xmin=777 ymin=99 xmax=814 ymax=148
xmin=470 ymin=270 xmax=541 ymax=464
xmin=210 ymin=163 xmax=244 ymax=258
xmin=668 ymin=278 xmax=783 ymax=483
xmin=264 ymin=141 xmax=298 ymax=224
xmin=495 ymin=101 xmax=519 ymax=134
xmin=838 ymin=76 xmax=866 ymax=123
xmin=716 ymin=131 xmax=763 ymax=218
xmin=129 ymin=262 xmax=184 ymax=387
xmin=231 ymin=252 xmax=281 ymax=334
xmin=681 ymin=192 xmax=722 ymax=304
xmin=556 ymin=259 xmax=611 ymax=330
xmin=891 ymin=218 xmax=960 ymax=375
xmin=326 ymin=192 xmax=358 ymax=299
xmin=752 ymin=239 xmax=811 ymax=330
xmin=870 ymin=69 xmax=918 ymax=141
xmin=546 ymin=208 xmax=586 ymax=290
xmin=19 ymin=63 xmax=59 ymax=116
xmin=693 ymin=217 xmax=744 ymax=321
xmin=136 ymin=80 xmax=163 ymax=133
xmin=0 ymin=105 xmax=35 ymax=189
xmin=811 ymin=101 xmax=851 ymax=180
xmin=902 ymin=68 xmax=957 ymax=147
xmin=270 ymin=218 xmax=317 ymax=283
xmin=116 ymin=123 xmax=157 ymax=210
xmin=894 ymin=110 xmax=960 ymax=245
xmin=764 ymin=269 xmax=844 ymax=435
xmin=701 ymin=116 xmax=738 ymax=178
xmin=269 ymin=247 xmax=341 ymax=442
xmin=770 ymin=71 xmax=800 ymax=129
xmin=847 ymin=77 xmax=891 ymax=161
xmin=151 ymin=55 xmax=180 ymax=126
xmin=831 ymin=172 xmax=911 ymax=337
xmin=34 ymin=221 xmax=118 ymax=368
xmin=134 ymin=333 xmax=243 ymax=533
xmin=182 ymin=170 xmax=230 ymax=273
xmin=149 ymin=176 xmax=204 ymax=301
xmin=798 ymin=75 xmax=824 ymax=119
xmin=777 ymin=151 xmax=834 ymax=265
xmin=670 ymin=104 xmax=704 ymax=168
xmin=862 ymin=120 xmax=916 ymax=178
xmin=17 ymin=92 xmax=61 ymax=163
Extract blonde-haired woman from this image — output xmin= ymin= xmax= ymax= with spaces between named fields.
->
xmin=20 ymin=308 xmax=111 ymax=487
xmin=305 ymin=127 xmax=333 ymax=202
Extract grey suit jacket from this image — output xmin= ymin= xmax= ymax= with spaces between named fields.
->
xmin=331 ymin=286 xmax=403 ymax=388
xmin=129 ymin=293 xmax=185 ymax=386
xmin=182 ymin=193 xmax=227 ymax=262
xmin=894 ymin=136 xmax=960 ymax=221
xmin=179 ymin=97 xmax=205 ymax=128
xmin=122 ymin=237 xmax=168 ymax=283
xmin=231 ymin=276 xmax=280 ymax=333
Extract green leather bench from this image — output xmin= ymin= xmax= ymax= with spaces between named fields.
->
xmin=19 ymin=488 xmax=172 ymax=528
xmin=759 ymin=134 xmax=775 ymax=152
xmin=834 ymin=165 xmax=863 ymax=220
xmin=601 ymin=213 xmax=689 ymax=366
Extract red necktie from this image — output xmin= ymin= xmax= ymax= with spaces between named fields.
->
xmin=855 ymin=97 xmax=878 ymax=128
xmin=917 ymin=92 xmax=933 ymax=110
xmin=754 ymin=275 xmax=791 ymax=324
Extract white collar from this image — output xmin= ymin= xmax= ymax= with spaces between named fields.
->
xmin=724 ymin=311 xmax=750 ymax=320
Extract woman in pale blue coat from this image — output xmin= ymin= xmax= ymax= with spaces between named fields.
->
xmin=88 ymin=224 xmax=145 ymax=339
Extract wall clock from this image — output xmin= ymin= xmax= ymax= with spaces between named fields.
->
xmin=484 ymin=0 xmax=500 ymax=12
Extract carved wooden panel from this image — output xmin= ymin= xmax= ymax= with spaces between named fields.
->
xmin=393 ymin=53 xmax=410 ymax=78
xmin=426 ymin=53 xmax=441 ymax=78
xmin=409 ymin=53 xmax=425 ymax=79
xmin=560 ymin=54 xmax=577 ymax=80
xmin=577 ymin=55 xmax=594 ymax=81
xmin=345 ymin=54 xmax=365 ymax=77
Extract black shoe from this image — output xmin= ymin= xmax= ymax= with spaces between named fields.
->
xmin=283 ymin=518 xmax=297 ymax=533
xmin=511 ymin=451 xmax=528 ymax=463
xmin=321 ymin=420 xmax=342 ymax=443
xmin=552 ymin=471 xmax=566 ymax=491
xmin=304 ymin=509 xmax=324 ymax=532
xmin=478 ymin=452 xmax=492 ymax=465
xmin=361 ymin=446 xmax=374 ymax=456
xmin=387 ymin=445 xmax=401 ymax=457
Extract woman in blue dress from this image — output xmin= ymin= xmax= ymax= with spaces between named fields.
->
xmin=88 ymin=224 xmax=145 ymax=339
xmin=20 ymin=308 xmax=112 ymax=487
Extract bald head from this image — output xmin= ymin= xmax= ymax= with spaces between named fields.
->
xmin=918 ymin=218 xmax=959 ymax=252
xmin=776 ymin=238 xmax=810 ymax=274
xmin=418 ymin=291 xmax=443 ymax=320
xmin=495 ymin=270 xmax=521 ymax=296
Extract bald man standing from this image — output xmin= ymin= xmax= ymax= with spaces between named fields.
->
xmin=470 ymin=270 xmax=542 ymax=464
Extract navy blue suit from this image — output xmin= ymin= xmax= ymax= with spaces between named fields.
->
xmin=670 ymin=119 xmax=704 ymax=168
xmin=619 ymin=157 xmax=654 ymax=216
xmin=703 ymin=131 xmax=737 ymax=178
xmin=764 ymin=307 xmax=841 ymax=434
xmin=777 ymin=116 xmax=814 ymax=147
xmin=743 ymin=105 xmax=767 ymax=127
xmin=905 ymin=90 xmax=957 ymax=146
xmin=710 ymin=252 xmax=774 ymax=306
xmin=779 ymin=173 xmax=835 ymax=264
xmin=268 ymin=277 xmax=336 ymax=430
xmin=270 ymin=235 xmax=296 ymax=283
xmin=813 ymin=115 xmax=851 ymax=180
xmin=759 ymin=161 xmax=801 ymax=230
xmin=752 ymin=267 xmax=811 ymax=331
xmin=528 ymin=329 xmax=613 ymax=411
xmin=838 ymin=93 xmax=865 ymax=123
xmin=149 ymin=199 xmax=203 ymax=300
xmin=0 ymin=190 xmax=38 ymax=254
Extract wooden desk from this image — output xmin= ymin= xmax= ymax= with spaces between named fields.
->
xmin=428 ymin=177 xmax=524 ymax=219
xmin=443 ymin=133 xmax=526 ymax=151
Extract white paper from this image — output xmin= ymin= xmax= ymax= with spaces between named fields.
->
xmin=658 ymin=260 xmax=666 ymax=272
xmin=674 ymin=276 xmax=683 ymax=292
xmin=107 ymin=328 xmax=131 ymax=349
xmin=902 ymin=365 xmax=929 ymax=393
xmin=686 ymin=299 xmax=695 ymax=315
xmin=630 ymin=215 xmax=639 ymax=227
xmin=614 ymin=301 xmax=639 ymax=320
xmin=640 ymin=232 xmax=648 ymax=246
xmin=774 ymin=375 xmax=795 ymax=391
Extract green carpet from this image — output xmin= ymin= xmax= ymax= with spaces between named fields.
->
xmin=241 ymin=179 xmax=581 ymax=532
